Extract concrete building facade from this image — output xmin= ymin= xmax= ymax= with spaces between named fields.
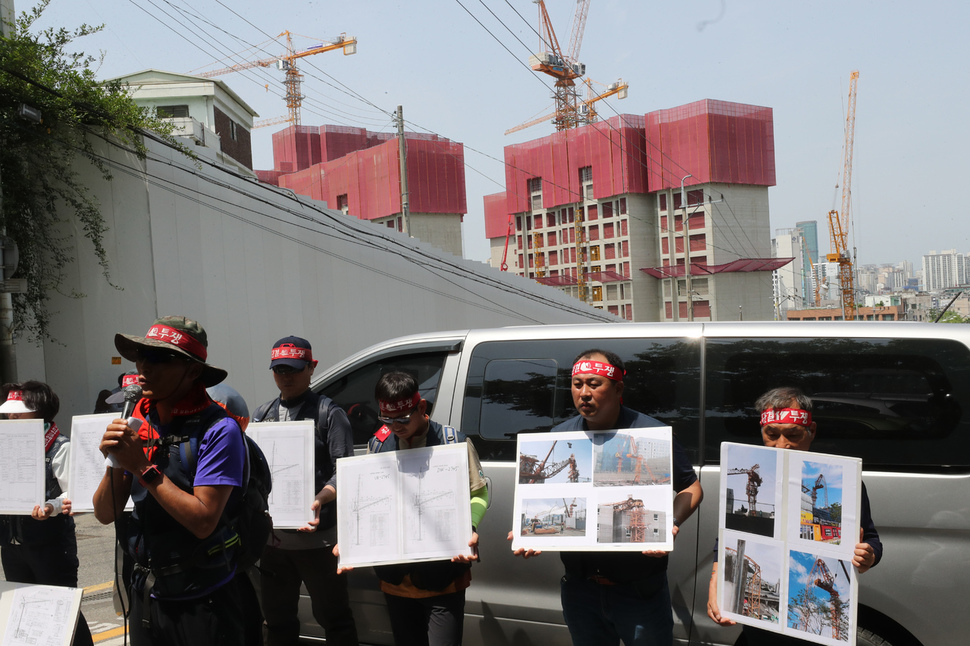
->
xmin=113 ymin=70 xmax=258 ymax=174
xmin=921 ymin=249 xmax=968 ymax=292
xmin=484 ymin=100 xmax=784 ymax=321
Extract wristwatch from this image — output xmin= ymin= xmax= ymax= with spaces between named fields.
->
xmin=139 ymin=464 xmax=163 ymax=487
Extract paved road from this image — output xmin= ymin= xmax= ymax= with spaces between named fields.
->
xmin=0 ymin=513 xmax=129 ymax=644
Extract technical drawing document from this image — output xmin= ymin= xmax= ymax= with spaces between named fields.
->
xmin=0 ymin=420 xmax=46 ymax=514
xmin=248 ymin=421 xmax=315 ymax=529
xmin=67 ymin=414 xmax=118 ymax=512
xmin=0 ymin=581 xmax=82 ymax=646
xmin=336 ymin=443 xmax=472 ymax=568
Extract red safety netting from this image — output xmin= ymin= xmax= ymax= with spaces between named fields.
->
xmin=644 ymin=99 xmax=775 ymax=191
xmin=483 ymin=192 xmax=510 ymax=239
xmin=502 ymin=115 xmax=648 ymax=215
xmin=640 ymin=257 xmax=793 ymax=279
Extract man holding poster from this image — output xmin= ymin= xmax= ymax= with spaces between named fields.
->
xmin=706 ymin=386 xmax=883 ymax=645
xmin=250 ymin=336 xmax=358 ymax=646
xmin=515 ymin=349 xmax=704 ymax=646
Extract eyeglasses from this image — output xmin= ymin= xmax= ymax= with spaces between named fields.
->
xmin=137 ymin=348 xmax=188 ymax=365
xmin=378 ymin=408 xmax=417 ymax=426
xmin=272 ymin=365 xmax=306 ymax=375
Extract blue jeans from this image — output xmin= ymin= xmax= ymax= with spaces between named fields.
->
xmin=560 ymin=574 xmax=673 ymax=646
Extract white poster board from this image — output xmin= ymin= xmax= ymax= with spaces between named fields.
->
xmin=0 ymin=581 xmax=83 ymax=646
xmin=67 ymin=414 xmax=118 ymax=513
xmin=511 ymin=427 xmax=675 ymax=552
xmin=717 ymin=442 xmax=862 ymax=645
xmin=247 ymin=421 xmax=315 ymax=529
xmin=336 ymin=443 xmax=472 ymax=568
xmin=0 ymin=420 xmax=46 ymax=514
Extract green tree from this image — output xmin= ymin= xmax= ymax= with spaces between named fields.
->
xmin=828 ymin=502 xmax=841 ymax=523
xmin=0 ymin=0 xmax=184 ymax=340
xmin=928 ymin=309 xmax=970 ymax=324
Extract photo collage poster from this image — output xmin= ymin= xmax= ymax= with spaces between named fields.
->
xmin=512 ymin=427 xmax=674 ymax=552
xmin=717 ymin=442 xmax=862 ymax=645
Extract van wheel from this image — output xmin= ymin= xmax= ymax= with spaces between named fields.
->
xmin=858 ymin=627 xmax=894 ymax=646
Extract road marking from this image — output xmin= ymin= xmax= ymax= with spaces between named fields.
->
xmin=92 ymin=625 xmax=126 ymax=642
xmin=84 ymin=581 xmax=115 ymax=594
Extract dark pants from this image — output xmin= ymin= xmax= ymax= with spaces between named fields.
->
xmin=560 ymin=574 xmax=673 ymax=646
xmin=1 ymin=541 xmax=94 ymax=646
xmin=260 ymin=545 xmax=358 ymax=646
xmin=383 ymin=590 xmax=465 ymax=646
xmin=128 ymin=573 xmax=260 ymax=646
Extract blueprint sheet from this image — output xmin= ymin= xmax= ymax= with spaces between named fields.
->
xmin=336 ymin=443 xmax=472 ymax=568
xmin=248 ymin=421 xmax=315 ymax=529
xmin=67 ymin=414 xmax=119 ymax=512
xmin=0 ymin=420 xmax=45 ymax=514
xmin=0 ymin=581 xmax=82 ymax=646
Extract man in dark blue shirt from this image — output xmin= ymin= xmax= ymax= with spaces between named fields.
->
xmin=514 ymin=349 xmax=703 ymax=646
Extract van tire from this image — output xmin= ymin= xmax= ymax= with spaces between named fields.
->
xmin=858 ymin=627 xmax=893 ymax=646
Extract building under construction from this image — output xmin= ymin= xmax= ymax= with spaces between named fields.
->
xmin=597 ymin=494 xmax=665 ymax=543
xmin=485 ymin=100 xmax=787 ymax=321
xmin=257 ymin=125 xmax=467 ymax=257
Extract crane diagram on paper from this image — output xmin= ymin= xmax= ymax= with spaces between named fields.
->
xmin=0 ymin=581 xmax=83 ymax=646
xmin=248 ymin=422 xmax=315 ymax=528
xmin=336 ymin=443 xmax=471 ymax=568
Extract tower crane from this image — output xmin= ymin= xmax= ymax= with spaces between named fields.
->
xmin=827 ymin=70 xmax=859 ymax=319
xmin=196 ymin=31 xmax=357 ymax=127
xmin=519 ymin=441 xmax=579 ymax=483
xmin=801 ymin=473 xmax=828 ymax=510
xmin=505 ymin=77 xmax=629 ymax=135
xmin=727 ymin=464 xmax=762 ymax=516
xmin=809 ymin=558 xmax=844 ymax=640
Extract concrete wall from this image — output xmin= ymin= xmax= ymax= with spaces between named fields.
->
xmin=18 ymin=134 xmax=616 ymax=420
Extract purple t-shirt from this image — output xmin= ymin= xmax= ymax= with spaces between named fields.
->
xmin=193 ymin=417 xmax=246 ymax=489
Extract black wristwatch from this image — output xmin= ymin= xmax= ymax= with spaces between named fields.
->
xmin=139 ymin=464 xmax=163 ymax=486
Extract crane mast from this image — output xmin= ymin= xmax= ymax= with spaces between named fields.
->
xmin=827 ymin=70 xmax=859 ymax=319
xmin=197 ymin=31 xmax=357 ymax=126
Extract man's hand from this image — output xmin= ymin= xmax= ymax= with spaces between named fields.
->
xmin=452 ymin=532 xmax=480 ymax=563
xmin=30 ymin=504 xmax=54 ymax=521
xmin=100 ymin=419 xmax=148 ymax=473
xmin=642 ymin=524 xmax=677 ymax=557
xmin=507 ymin=530 xmax=542 ymax=559
xmin=853 ymin=527 xmax=876 ymax=573
xmin=333 ymin=544 xmax=354 ymax=575
xmin=299 ymin=485 xmax=336 ymax=533
xmin=707 ymin=562 xmax=737 ymax=626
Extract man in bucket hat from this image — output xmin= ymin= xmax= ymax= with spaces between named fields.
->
xmin=251 ymin=336 xmax=358 ymax=646
xmin=92 ymin=316 xmax=260 ymax=646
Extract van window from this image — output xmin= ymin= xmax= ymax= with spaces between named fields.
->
xmin=318 ymin=352 xmax=448 ymax=446
xmin=462 ymin=338 xmax=701 ymax=462
xmin=703 ymin=337 xmax=970 ymax=470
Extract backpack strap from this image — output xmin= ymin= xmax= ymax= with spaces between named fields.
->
xmin=442 ymin=425 xmax=459 ymax=444
xmin=369 ymin=425 xmax=392 ymax=453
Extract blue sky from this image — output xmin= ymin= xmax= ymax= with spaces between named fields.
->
xmin=31 ymin=0 xmax=970 ymax=265
xmin=801 ymin=460 xmax=843 ymax=509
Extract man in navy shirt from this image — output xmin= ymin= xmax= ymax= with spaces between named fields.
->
xmin=514 ymin=348 xmax=703 ymax=646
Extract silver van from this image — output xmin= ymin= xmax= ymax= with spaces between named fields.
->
xmin=302 ymin=321 xmax=970 ymax=646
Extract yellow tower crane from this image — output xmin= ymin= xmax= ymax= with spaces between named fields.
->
xmin=827 ymin=70 xmax=859 ymax=320
xmin=197 ymin=31 xmax=357 ymax=127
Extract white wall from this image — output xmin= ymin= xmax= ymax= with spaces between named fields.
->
xmin=19 ymin=133 xmax=616 ymax=419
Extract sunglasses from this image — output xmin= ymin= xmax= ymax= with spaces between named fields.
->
xmin=137 ymin=348 xmax=188 ymax=364
xmin=272 ymin=365 xmax=307 ymax=375
xmin=378 ymin=408 xmax=418 ymax=426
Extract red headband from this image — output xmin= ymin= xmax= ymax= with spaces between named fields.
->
xmin=761 ymin=408 xmax=812 ymax=427
xmin=271 ymin=345 xmax=313 ymax=362
xmin=146 ymin=324 xmax=207 ymax=360
xmin=379 ymin=392 xmax=420 ymax=416
xmin=6 ymin=390 xmax=23 ymax=402
xmin=121 ymin=375 xmax=139 ymax=388
xmin=572 ymin=360 xmax=623 ymax=381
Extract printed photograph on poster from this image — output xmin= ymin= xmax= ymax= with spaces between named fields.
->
xmin=718 ymin=529 xmax=785 ymax=630
xmin=516 ymin=497 xmax=587 ymax=538
xmin=593 ymin=432 xmax=670 ymax=487
xmin=512 ymin=427 xmax=674 ymax=552
xmin=595 ymin=491 xmax=668 ymax=544
xmin=787 ymin=549 xmax=856 ymax=645
xmin=518 ymin=437 xmax=591 ymax=484
xmin=787 ymin=452 xmax=860 ymax=552
xmin=720 ymin=444 xmax=783 ymax=539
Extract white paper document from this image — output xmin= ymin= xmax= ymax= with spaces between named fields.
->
xmin=67 ymin=414 xmax=119 ymax=513
xmin=336 ymin=443 xmax=472 ymax=568
xmin=716 ymin=442 xmax=862 ymax=645
xmin=0 ymin=581 xmax=83 ymax=646
xmin=247 ymin=421 xmax=315 ymax=529
xmin=512 ymin=427 xmax=675 ymax=552
xmin=0 ymin=420 xmax=46 ymax=514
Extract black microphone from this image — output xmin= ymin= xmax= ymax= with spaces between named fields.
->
xmin=106 ymin=384 xmax=143 ymax=468
xmin=121 ymin=384 xmax=143 ymax=420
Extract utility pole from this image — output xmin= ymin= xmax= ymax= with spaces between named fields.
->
xmin=395 ymin=105 xmax=410 ymax=237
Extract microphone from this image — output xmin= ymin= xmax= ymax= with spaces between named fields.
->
xmin=106 ymin=384 xmax=144 ymax=469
